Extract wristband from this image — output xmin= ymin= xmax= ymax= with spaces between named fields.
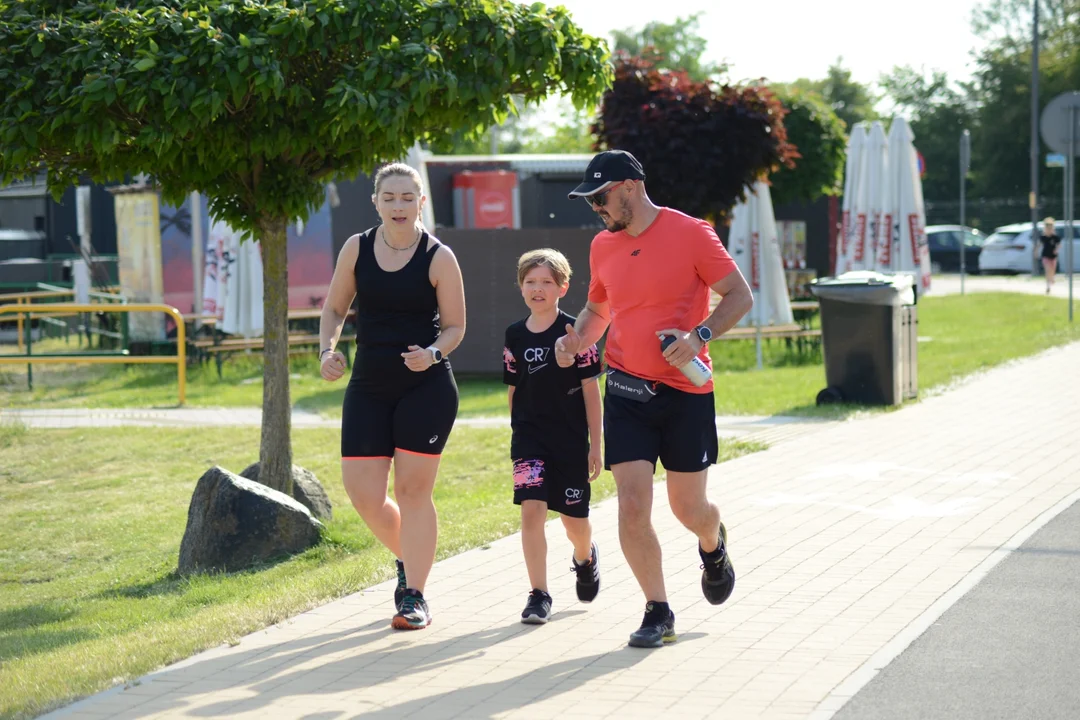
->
xmin=320 ymin=348 xmax=333 ymax=359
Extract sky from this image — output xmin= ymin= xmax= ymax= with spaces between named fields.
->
xmin=553 ymin=0 xmax=987 ymax=87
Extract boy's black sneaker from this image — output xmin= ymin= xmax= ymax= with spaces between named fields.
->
xmin=391 ymin=589 xmax=431 ymax=630
xmin=699 ymin=522 xmax=735 ymax=606
xmin=572 ymin=542 xmax=600 ymax=603
xmin=520 ymin=589 xmax=553 ymax=625
xmin=394 ymin=559 xmax=407 ymax=611
xmin=628 ymin=602 xmax=676 ymax=648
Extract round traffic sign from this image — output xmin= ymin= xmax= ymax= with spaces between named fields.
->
xmin=1040 ymin=91 xmax=1080 ymax=156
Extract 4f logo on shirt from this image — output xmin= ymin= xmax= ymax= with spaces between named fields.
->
xmin=630 ymin=249 xmax=641 ymax=256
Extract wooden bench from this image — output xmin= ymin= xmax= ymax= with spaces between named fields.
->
xmin=720 ymin=323 xmax=821 ymax=340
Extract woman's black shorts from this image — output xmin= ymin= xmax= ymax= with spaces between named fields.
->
xmin=341 ymin=362 xmax=459 ymax=459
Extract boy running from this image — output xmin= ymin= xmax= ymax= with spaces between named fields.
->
xmin=503 ymin=249 xmax=603 ymax=624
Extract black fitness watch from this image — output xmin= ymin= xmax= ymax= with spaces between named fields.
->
xmin=694 ymin=325 xmax=713 ymax=345
xmin=427 ymin=346 xmax=444 ymax=364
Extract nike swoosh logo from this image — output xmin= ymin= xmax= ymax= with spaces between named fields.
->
xmin=529 ymin=364 xmax=548 ymax=374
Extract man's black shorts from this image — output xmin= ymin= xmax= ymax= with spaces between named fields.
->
xmin=512 ymin=456 xmax=590 ymax=518
xmin=603 ymin=381 xmax=717 ymax=472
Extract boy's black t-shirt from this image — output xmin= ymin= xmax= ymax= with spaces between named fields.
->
xmin=503 ymin=310 xmax=603 ymax=460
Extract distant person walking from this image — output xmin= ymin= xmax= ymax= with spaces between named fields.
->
xmin=1039 ymin=217 xmax=1061 ymax=294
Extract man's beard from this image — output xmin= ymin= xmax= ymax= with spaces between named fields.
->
xmin=603 ymin=198 xmax=633 ymax=233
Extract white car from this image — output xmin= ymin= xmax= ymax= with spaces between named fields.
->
xmin=978 ymin=220 xmax=1080 ymax=274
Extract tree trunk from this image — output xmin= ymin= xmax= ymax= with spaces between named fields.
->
xmin=256 ymin=216 xmax=294 ymax=496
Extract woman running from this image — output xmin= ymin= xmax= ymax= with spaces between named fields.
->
xmin=319 ymin=163 xmax=466 ymax=630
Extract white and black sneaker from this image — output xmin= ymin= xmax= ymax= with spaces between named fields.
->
xmin=572 ymin=542 xmax=600 ymax=602
xmin=520 ymin=589 xmax=553 ymax=624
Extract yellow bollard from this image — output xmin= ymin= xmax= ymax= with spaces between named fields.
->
xmin=16 ymin=296 xmax=24 ymax=352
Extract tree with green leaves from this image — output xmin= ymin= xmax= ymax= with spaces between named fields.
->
xmin=594 ymin=55 xmax=795 ymax=225
xmin=789 ymin=58 xmax=877 ymax=131
xmin=965 ymin=0 xmax=1080 ymax=199
xmin=878 ymin=67 xmax=977 ymax=201
xmin=0 ymin=0 xmax=610 ymax=494
xmin=611 ymin=13 xmax=727 ymax=82
xmin=768 ymin=87 xmax=847 ymax=206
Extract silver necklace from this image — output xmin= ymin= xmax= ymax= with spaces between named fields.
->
xmin=381 ymin=226 xmax=421 ymax=252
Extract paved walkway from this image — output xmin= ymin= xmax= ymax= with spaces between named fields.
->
xmin=926 ymin=272 xmax=1079 ymax=299
xmin=35 ymin=341 xmax=1080 ymax=720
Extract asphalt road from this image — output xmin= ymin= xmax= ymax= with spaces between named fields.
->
xmin=834 ymin=498 xmax=1080 ymax=720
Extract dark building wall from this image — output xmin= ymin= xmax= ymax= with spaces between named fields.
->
xmin=45 ymin=183 xmax=119 ymax=256
xmin=772 ymin=195 xmax=838 ymax=280
xmin=328 ymin=174 xmax=380 ymax=262
xmin=382 ymin=227 xmax=596 ymax=376
xmin=0 ymin=196 xmax=46 ymax=235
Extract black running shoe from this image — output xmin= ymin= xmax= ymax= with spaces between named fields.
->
xmin=699 ymin=522 xmax=735 ymax=606
xmin=520 ymin=589 xmax=553 ymax=625
xmin=628 ymin=602 xmax=676 ymax=648
xmin=572 ymin=542 xmax=600 ymax=603
xmin=394 ymin=559 xmax=407 ymax=611
xmin=391 ymin=589 xmax=431 ymax=630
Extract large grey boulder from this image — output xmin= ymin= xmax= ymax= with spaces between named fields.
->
xmin=178 ymin=466 xmax=324 ymax=575
xmin=240 ymin=462 xmax=333 ymax=521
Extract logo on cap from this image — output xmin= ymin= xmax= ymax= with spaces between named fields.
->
xmin=593 ymin=172 xmax=601 ymax=178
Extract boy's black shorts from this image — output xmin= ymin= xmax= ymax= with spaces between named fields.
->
xmin=512 ymin=455 xmax=590 ymax=518
xmin=603 ymin=382 xmax=717 ymax=472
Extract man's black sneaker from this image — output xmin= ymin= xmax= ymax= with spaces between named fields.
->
xmin=628 ymin=602 xmax=676 ymax=648
xmin=391 ymin=589 xmax=431 ymax=630
xmin=520 ymin=589 xmax=553 ymax=625
xmin=700 ymin=522 xmax=735 ymax=605
xmin=572 ymin=542 xmax=600 ymax=603
xmin=394 ymin=559 xmax=407 ymax=611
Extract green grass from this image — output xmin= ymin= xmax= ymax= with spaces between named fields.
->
xmin=707 ymin=292 xmax=1080 ymax=417
xmin=0 ymin=423 xmax=762 ymax=719
xmin=2 ymin=293 xmax=1078 ymax=420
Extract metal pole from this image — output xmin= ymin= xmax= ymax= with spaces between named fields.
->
xmin=1030 ymin=1 xmax=1040 ymax=275
xmin=960 ymin=129 xmax=970 ymax=295
xmin=191 ymin=191 xmax=203 ymax=331
xmin=1069 ymin=106 xmax=1075 ymax=322
xmin=755 ymin=229 xmax=764 ymax=370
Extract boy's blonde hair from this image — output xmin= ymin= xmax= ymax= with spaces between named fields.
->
xmin=517 ymin=248 xmax=572 ymax=287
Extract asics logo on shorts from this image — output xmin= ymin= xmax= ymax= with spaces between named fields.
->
xmin=430 ymin=435 xmax=439 ymax=444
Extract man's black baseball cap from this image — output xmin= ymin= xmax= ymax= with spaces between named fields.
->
xmin=567 ymin=150 xmax=646 ymax=199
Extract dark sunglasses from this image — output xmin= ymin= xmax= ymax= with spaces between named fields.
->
xmin=585 ymin=181 xmax=625 ymax=208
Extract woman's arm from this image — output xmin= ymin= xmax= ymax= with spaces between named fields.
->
xmin=318 ymin=236 xmax=359 ymax=380
xmin=429 ymin=244 xmax=467 ymax=358
xmin=319 ymin=237 xmax=359 ymax=352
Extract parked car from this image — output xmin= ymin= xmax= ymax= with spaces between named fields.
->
xmin=925 ymin=225 xmax=986 ymax=273
xmin=978 ymin=220 xmax=1080 ymax=274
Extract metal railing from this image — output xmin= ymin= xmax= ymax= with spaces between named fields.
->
xmin=0 ymin=286 xmax=126 ymax=351
xmin=0 ymin=303 xmax=186 ymax=405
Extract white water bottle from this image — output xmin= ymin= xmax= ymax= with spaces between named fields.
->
xmin=659 ymin=334 xmax=711 ymax=387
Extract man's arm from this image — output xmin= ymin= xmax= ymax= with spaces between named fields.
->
xmin=554 ymin=300 xmax=610 ymax=368
xmin=574 ymin=300 xmax=611 ymax=348
xmin=700 ymin=269 xmax=754 ymax=338
xmin=657 ymin=268 xmax=753 ymax=369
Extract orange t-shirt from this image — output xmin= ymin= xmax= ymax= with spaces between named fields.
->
xmin=587 ymin=207 xmax=737 ymax=394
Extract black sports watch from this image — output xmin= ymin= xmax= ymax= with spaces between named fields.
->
xmin=694 ymin=325 xmax=713 ymax=345
xmin=427 ymin=346 xmax=444 ymax=364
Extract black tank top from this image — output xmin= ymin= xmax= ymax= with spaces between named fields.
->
xmin=353 ymin=225 xmax=441 ymax=349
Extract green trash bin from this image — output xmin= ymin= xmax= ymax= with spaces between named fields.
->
xmin=810 ymin=271 xmax=918 ymax=406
